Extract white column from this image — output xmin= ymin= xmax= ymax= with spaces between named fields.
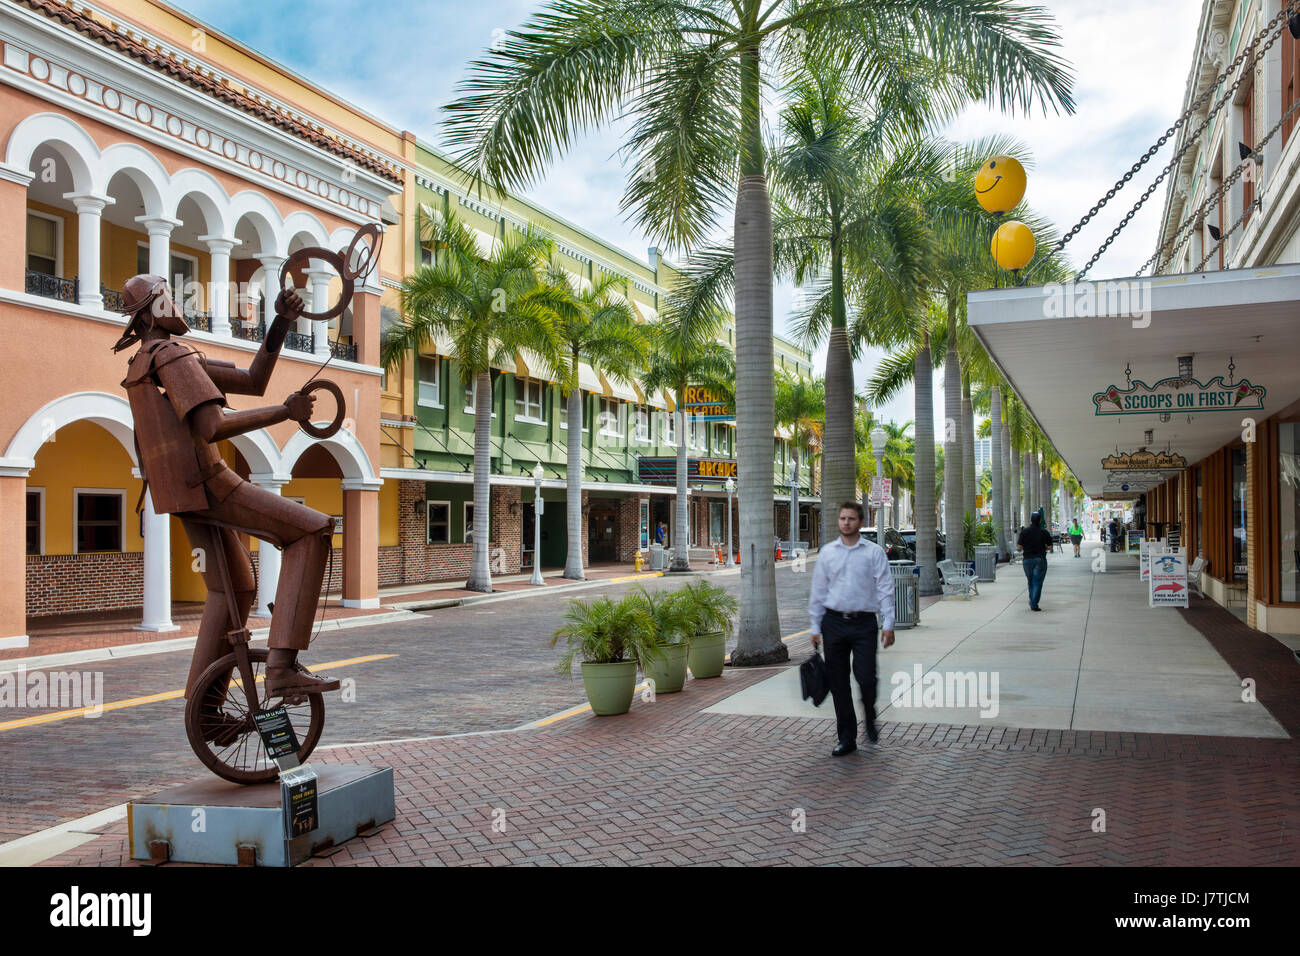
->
xmin=1262 ymin=0 xmax=1283 ymax=192
xmin=249 ymin=475 xmax=287 ymax=618
xmin=135 ymin=480 xmax=179 ymax=632
xmin=64 ymin=192 xmax=113 ymax=309
xmin=136 ymin=215 xmax=182 ymax=282
xmin=305 ymin=261 xmax=333 ymax=358
xmin=258 ymin=253 xmax=287 ymax=332
xmin=199 ymin=235 xmax=239 ymax=336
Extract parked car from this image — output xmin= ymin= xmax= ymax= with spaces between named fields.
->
xmin=898 ymin=529 xmax=945 ymax=561
xmin=863 ymin=528 xmax=915 ymax=562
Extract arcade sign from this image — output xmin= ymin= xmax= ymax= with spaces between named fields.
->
xmin=1092 ymin=375 xmax=1265 ymax=415
xmin=637 ymin=456 xmax=737 ymax=484
xmin=683 ymin=385 xmax=733 ymax=421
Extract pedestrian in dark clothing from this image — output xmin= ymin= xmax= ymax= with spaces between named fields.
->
xmin=1016 ymin=512 xmax=1053 ymax=611
xmin=1109 ymin=518 xmax=1121 ymax=552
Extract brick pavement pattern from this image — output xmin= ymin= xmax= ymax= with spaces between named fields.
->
xmin=39 ymin=654 xmax=1300 ymax=866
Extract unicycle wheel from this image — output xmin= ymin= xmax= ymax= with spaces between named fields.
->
xmin=184 ymin=647 xmax=325 ymax=785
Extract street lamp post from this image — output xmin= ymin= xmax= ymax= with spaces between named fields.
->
xmin=724 ymin=476 xmax=735 ymax=567
xmin=530 ymin=462 xmax=545 ymax=586
xmin=871 ymin=426 xmax=887 ymax=542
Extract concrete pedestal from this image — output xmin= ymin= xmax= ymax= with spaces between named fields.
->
xmin=127 ymin=764 xmax=394 ymax=867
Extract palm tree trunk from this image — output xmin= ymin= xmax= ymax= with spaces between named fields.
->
xmin=943 ymin=296 xmax=964 ymax=564
xmin=466 ymin=370 xmax=493 ymax=592
xmin=1041 ymin=467 xmax=1051 ymax=528
xmin=1010 ymin=442 xmax=1021 ymax=532
xmin=730 ymin=45 xmax=784 ymax=665
xmin=962 ymin=371 xmax=976 ymax=525
xmin=1001 ymin=422 xmax=1013 ymax=549
xmin=563 ymin=374 xmax=584 ymax=580
xmin=914 ymin=334 xmax=939 ymax=594
xmin=820 ymin=200 xmax=855 ymax=549
xmin=671 ymin=395 xmax=690 ymax=572
xmin=990 ymin=385 xmax=1004 ymax=560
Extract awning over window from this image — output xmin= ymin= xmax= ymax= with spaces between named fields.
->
xmin=599 ymin=371 xmax=637 ymax=402
xmin=515 ymin=348 xmax=561 ymax=384
xmin=578 ymin=362 xmax=603 ymax=394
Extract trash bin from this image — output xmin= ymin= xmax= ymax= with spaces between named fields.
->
xmin=973 ymin=544 xmax=997 ymax=582
xmin=649 ymin=543 xmax=665 ymax=571
xmin=890 ymin=560 xmax=920 ymax=629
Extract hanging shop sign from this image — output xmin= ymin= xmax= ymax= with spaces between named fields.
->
xmin=1092 ymin=376 xmax=1265 ymax=415
xmin=637 ymin=456 xmax=737 ymax=484
xmin=1101 ymin=449 xmax=1187 ymax=470
xmin=1102 ymin=470 xmax=1170 ymax=492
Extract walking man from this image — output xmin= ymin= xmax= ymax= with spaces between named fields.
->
xmin=1017 ymin=511 xmax=1052 ymax=611
xmin=809 ymin=502 xmax=895 ymax=756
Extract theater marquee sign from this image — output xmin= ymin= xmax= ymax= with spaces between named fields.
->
xmin=1092 ymin=376 xmax=1265 ymax=415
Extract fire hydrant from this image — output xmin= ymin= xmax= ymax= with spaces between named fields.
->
xmin=634 ymin=550 xmax=644 ymax=572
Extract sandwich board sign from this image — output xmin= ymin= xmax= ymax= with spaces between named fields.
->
xmin=1149 ymin=552 xmax=1189 ymax=608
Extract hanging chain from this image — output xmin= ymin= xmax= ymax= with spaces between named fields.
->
xmin=1025 ymin=1 xmax=1297 ymax=282
xmin=1227 ymin=356 xmax=1235 ymax=385
xmin=1147 ymin=90 xmax=1300 ymax=275
xmin=1125 ymin=361 xmax=1132 ymax=387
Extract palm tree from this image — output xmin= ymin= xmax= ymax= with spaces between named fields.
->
xmin=544 ymin=270 xmax=648 ymax=580
xmin=442 ymin=0 xmax=1074 ymax=664
xmin=774 ymin=371 xmax=825 ymax=543
xmin=641 ymin=285 xmax=735 ymax=573
xmin=383 ymin=211 xmax=563 ymax=592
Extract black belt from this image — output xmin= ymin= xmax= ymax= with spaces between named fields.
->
xmin=826 ymin=609 xmax=877 ymax=620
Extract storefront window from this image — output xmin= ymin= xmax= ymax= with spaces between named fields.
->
xmin=1194 ymin=467 xmax=1202 ymax=557
xmin=1280 ymin=424 xmax=1300 ymax=602
xmin=1231 ymin=448 xmax=1247 ymax=581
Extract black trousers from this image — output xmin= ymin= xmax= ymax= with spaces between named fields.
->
xmin=821 ymin=611 xmax=878 ymax=744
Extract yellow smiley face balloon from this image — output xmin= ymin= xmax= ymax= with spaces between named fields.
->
xmin=991 ymin=220 xmax=1035 ymax=271
xmin=975 ymin=156 xmax=1026 ymax=214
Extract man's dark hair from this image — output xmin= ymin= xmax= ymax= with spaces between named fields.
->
xmin=839 ymin=501 xmax=865 ymax=520
xmin=1030 ymin=512 xmax=1042 ymax=526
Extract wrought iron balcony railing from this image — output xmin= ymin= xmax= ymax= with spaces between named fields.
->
xmin=231 ymin=319 xmax=265 ymax=343
xmin=330 ymin=339 xmax=357 ymax=362
xmin=285 ymin=330 xmax=314 ymax=352
xmin=25 ymin=270 xmax=77 ymax=302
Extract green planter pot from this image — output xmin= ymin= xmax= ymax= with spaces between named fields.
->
xmin=643 ymin=643 xmax=688 ymax=694
xmin=580 ymin=660 xmax=638 ymax=715
xmin=687 ymin=631 xmax=727 ymax=679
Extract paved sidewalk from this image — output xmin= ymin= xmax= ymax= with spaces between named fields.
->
xmin=709 ymin=547 xmax=1288 ymax=737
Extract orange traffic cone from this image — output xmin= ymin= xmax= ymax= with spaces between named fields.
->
xmin=775 ymin=543 xmax=783 ymax=561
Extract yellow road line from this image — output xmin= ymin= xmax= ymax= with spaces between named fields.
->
xmin=0 ymin=653 xmax=396 ymax=732
xmin=538 ymin=627 xmax=812 ymax=728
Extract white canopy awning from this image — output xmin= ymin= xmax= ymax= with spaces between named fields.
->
xmin=578 ymin=362 xmax=603 ymax=394
xmin=968 ymin=265 xmax=1300 ymax=497
xmin=599 ymin=371 xmax=637 ymax=402
xmin=515 ymin=348 xmax=561 ymax=383
xmin=471 ymin=227 xmax=500 ymax=259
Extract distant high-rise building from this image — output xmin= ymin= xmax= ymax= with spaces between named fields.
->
xmin=973 ymin=437 xmax=993 ymax=474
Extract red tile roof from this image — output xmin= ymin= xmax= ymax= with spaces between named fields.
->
xmin=14 ymin=0 xmax=404 ymax=184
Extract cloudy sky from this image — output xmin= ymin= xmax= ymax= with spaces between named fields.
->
xmin=174 ymin=0 xmax=1199 ymax=429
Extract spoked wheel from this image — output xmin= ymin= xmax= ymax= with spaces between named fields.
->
xmin=184 ymin=647 xmax=325 ymax=785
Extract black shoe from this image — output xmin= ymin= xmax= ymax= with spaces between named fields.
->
xmin=1031 ymin=605 xmax=1041 ymax=611
xmin=831 ymin=741 xmax=857 ymax=757
xmin=866 ymin=722 xmax=879 ymax=744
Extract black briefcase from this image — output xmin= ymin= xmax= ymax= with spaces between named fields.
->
xmin=800 ymin=652 xmax=829 ymax=706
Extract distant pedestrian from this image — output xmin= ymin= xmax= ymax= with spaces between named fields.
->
xmin=655 ymin=521 xmax=667 ymax=546
xmin=809 ymin=502 xmax=895 ymax=757
xmin=1016 ymin=512 xmax=1053 ymax=611
xmin=1068 ymin=518 xmax=1084 ymax=557
xmin=1109 ymin=518 xmax=1121 ymax=552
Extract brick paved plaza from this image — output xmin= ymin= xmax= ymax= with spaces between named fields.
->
xmin=4 ymin=551 xmax=1297 ymax=868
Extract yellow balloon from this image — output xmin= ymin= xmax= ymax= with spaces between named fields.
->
xmin=991 ymin=220 xmax=1035 ymax=271
xmin=975 ymin=155 xmax=1026 ymax=214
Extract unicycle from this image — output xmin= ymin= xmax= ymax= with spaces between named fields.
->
xmin=181 ymin=522 xmax=325 ymax=784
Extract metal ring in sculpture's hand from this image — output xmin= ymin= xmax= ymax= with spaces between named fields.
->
xmin=340 ymin=223 xmax=384 ymax=283
xmin=277 ymin=248 xmax=351 ymax=322
xmin=298 ymin=379 xmax=345 ymax=439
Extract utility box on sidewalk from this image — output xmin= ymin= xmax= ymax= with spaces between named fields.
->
xmin=890 ymin=560 xmax=920 ymax=628
xmin=973 ymin=544 xmax=997 ymax=582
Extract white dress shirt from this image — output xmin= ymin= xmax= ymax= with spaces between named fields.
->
xmin=808 ymin=535 xmax=895 ymax=633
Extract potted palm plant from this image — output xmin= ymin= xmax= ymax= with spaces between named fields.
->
xmin=633 ymin=587 xmax=694 ymax=694
xmin=551 ymin=595 xmax=659 ymax=715
xmin=676 ymin=580 xmax=738 ymax=679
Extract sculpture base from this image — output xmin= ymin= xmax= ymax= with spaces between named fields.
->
xmin=127 ymin=764 xmax=394 ymax=867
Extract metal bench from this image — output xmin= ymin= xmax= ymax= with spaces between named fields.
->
xmin=937 ymin=558 xmax=978 ymax=599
